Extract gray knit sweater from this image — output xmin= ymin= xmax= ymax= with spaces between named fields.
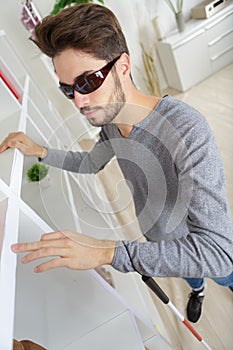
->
xmin=41 ymin=95 xmax=233 ymax=278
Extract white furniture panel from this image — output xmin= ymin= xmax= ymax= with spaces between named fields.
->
xmin=14 ymin=211 xmax=129 ymax=349
xmin=63 ymin=311 xmax=145 ymax=350
xmin=157 ymin=3 xmax=233 ymax=91
xmin=205 ymin=8 xmax=233 ymax=41
xmin=0 ymin=193 xmax=8 ymax=255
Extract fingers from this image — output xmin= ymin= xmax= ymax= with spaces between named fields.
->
xmin=0 ymin=142 xmax=9 ymax=153
xmin=21 ymin=247 xmax=68 ymax=264
xmin=11 ymin=237 xmax=70 ymax=253
xmin=43 ymin=230 xmax=89 ymax=247
xmin=0 ymin=132 xmax=26 ymax=153
xmin=11 ymin=234 xmax=74 ymax=273
xmin=40 ymin=231 xmax=67 ymax=241
xmin=0 ymin=131 xmax=39 ymax=156
xmin=34 ymin=258 xmax=68 ymax=273
xmin=11 ymin=231 xmax=73 ymax=254
xmin=0 ymin=133 xmax=13 ymax=153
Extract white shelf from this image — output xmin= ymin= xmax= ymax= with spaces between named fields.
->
xmin=0 ymin=29 xmax=174 ymax=350
xmin=68 ymin=171 xmax=119 ymax=238
xmin=0 ymin=113 xmax=20 ymax=186
xmin=21 ymin=168 xmax=78 ymax=231
xmin=14 ymin=211 xmax=127 ymax=349
xmin=63 ymin=311 xmax=145 ymax=350
xmin=0 ymin=80 xmax=21 ymax=121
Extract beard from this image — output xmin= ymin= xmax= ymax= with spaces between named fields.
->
xmin=80 ymin=71 xmax=126 ymax=127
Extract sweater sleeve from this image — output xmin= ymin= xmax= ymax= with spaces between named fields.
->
xmin=40 ymin=129 xmax=115 ymax=174
xmin=112 ymin=117 xmax=233 ymax=278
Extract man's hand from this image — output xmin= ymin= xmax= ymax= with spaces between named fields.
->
xmin=11 ymin=230 xmax=116 ymax=273
xmin=0 ymin=131 xmax=47 ymax=159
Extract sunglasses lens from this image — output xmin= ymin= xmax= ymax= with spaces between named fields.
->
xmin=87 ymin=73 xmax=105 ymax=91
xmin=59 ymin=55 xmax=121 ymax=99
xmin=74 ymin=73 xmax=104 ymax=95
xmin=59 ymin=85 xmax=74 ymax=99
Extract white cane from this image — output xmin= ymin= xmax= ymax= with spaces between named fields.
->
xmin=142 ymin=275 xmax=213 ymax=350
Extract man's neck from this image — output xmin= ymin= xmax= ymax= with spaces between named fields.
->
xmin=114 ymin=92 xmax=161 ymax=138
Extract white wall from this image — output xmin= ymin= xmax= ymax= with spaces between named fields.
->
xmin=104 ymin=0 xmax=204 ymax=91
xmin=152 ymin=0 xmax=205 ymax=35
xmin=0 ymin=0 xmax=202 ymax=107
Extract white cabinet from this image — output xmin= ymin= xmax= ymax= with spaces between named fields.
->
xmin=157 ymin=3 xmax=233 ymax=91
xmin=0 ymin=31 xmax=173 ymax=350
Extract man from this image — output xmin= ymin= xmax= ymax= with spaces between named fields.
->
xmin=0 ymin=4 xmax=232 ymax=323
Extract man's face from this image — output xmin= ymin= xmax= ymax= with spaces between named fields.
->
xmin=53 ymin=49 xmax=126 ymax=127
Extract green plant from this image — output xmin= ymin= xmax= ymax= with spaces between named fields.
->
xmin=51 ymin=0 xmax=104 ymax=15
xmin=27 ymin=163 xmax=49 ymax=182
xmin=164 ymin=0 xmax=183 ymax=14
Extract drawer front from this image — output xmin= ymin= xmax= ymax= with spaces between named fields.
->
xmin=173 ymin=31 xmax=211 ymax=91
xmin=210 ymin=45 xmax=233 ymax=73
xmin=208 ymin=29 xmax=233 ymax=58
xmin=205 ymin=9 xmax=233 ymax=43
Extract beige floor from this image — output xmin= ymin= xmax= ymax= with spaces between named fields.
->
xmin=82 ymin=63 xmax=233 ymax=350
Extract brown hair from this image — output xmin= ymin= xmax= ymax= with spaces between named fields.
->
xmin=32 ymin=3 xmax=129 ymax=60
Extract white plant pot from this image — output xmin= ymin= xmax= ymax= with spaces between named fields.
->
xmin=175 ymin=12 xmax=185 ymax=33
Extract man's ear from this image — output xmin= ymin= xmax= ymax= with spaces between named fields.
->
xmin=118 ymin=53 xmax=131 ymax=79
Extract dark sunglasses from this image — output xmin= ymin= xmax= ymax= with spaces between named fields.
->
xmin=59 ymin=55 xmax=121 ymax=99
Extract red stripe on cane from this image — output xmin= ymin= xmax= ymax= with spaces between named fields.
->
xmin=183 ymin=319 xmax=202 ymax=341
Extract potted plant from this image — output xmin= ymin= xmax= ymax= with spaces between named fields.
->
xmin=27 ymin=163 xmax=50 ymax=188
xmin=51 ymin=0 xmax=104 ymax=15
xmin=164 ymin=0 xmax=185 ymax=32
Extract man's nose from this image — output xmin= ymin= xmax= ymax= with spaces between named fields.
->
xmin=73 ymin=90 xmax=90 ymax=110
